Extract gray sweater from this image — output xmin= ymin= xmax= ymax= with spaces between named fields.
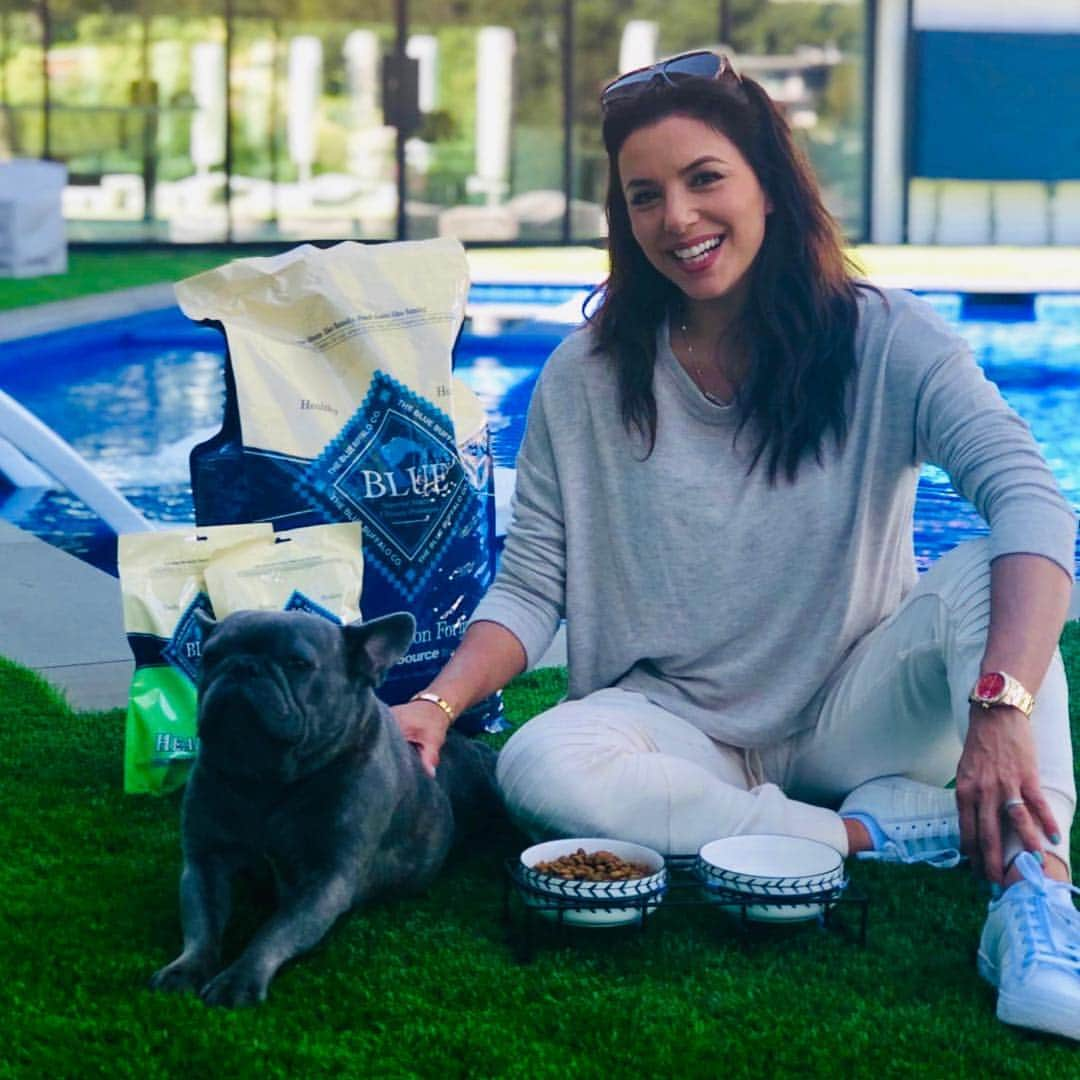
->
xmin=471 ymin=287 xmax=1077 ymax=748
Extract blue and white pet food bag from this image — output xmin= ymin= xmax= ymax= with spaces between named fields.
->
xmin=177 ymin=239 xmax=501 ymax=732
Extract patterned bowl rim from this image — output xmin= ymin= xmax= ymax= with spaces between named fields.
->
xmin=695 ymin=834 xmax=844 ymax=896
xmin=518 ymin=837 xmax=668 ymax=898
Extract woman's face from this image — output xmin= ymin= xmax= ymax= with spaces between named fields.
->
xmin=617 ymin=114 xmax=771 ymax=312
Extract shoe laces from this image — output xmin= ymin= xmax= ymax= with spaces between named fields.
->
xmin=876 ymin=815 xmax=962 ymax=868
xmin=876 ymin=839 xmax=962 ymax=868
xmin=1006 ymin=852 xmax=1080 ymax=976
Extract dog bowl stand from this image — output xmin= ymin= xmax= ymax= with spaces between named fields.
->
xmin=502 ymin=854 xmax=869 ymax=963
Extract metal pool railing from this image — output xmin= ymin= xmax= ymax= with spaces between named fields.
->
xmin=0 ymin=387 xmax=151 ymax=535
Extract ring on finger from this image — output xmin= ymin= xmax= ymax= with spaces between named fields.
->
xmin=1001 ymin=796 xmax=1025 ymax=813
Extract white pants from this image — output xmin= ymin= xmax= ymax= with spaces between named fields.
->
xmin=497 ymin=540 xmax=1076 ymax=867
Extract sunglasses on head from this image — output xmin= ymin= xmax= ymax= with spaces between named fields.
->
xmin=600 ymin=50 xmax=742 ymax=111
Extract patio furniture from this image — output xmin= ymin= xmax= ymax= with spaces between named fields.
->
xmin=0 ymin=159 xmax=67 ymax=277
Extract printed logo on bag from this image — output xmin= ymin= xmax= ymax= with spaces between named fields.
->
xmin=161 ymin=592 xmax=214 ymax=683
xmin=295 ymin=371 xmax=471 ymax=602
xmin=284 ymin=589 xmax=342 ymax=624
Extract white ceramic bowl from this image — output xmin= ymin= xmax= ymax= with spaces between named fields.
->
xmin=517 ymin=837 xmax=668 ymax=928
xmin=695 ymin=834 xmax=845 ymax=923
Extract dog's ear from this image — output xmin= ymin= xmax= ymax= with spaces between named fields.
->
xmin=343 ymin=612 xmax=416 ymax=686
xmin=194 ymin=609 xmax=218 ymax=639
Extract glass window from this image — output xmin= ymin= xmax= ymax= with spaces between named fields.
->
xmin=1 ymin=0 xmax=46 ymax=161
xmin=407 ymin=0 xmax=566 ymax=245
xmin=39 ymin=0 xmax=225 ymax=241
xmin=236 ymin=1 xmax=396 ymax=242
xmin=4 ymin=0 xmax=867 ymax=245
xmin=11 ymin=0 xmax=232 ymax=242
xmin=153 ymin=0 xmax=228 ymax=242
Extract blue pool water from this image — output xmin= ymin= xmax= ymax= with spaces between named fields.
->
xmin=0 ymin=290 xmax=1078 ymax=577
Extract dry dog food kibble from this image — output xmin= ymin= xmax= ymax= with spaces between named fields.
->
xmin=533 ymin=848 xmax=653 ymax=881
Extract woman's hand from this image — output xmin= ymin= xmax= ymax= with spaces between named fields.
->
xmin=955 ymin=705 xmax=1060 ymax=884
xmin=391 ymin=699 xmax=452 ymax=779
xmin=389 ymin=620 xmax=528 ymax=779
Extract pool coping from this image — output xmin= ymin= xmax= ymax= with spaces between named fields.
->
xmin=0 ymin=282 xmax=178 ymax=343
xmin=0 ymin=519 xmax=134 ymax=710
xmin=9 ymin=239 xmax=1080 ymax=346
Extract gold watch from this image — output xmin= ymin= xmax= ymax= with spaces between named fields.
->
xmin=968 ymin=671 xmax=1035 ymax=718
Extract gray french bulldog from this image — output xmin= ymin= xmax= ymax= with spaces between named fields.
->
xmin=149 ymin=608 xmax=499 ymax=1007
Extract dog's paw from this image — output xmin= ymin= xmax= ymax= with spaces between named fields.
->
xmin=149 ymin=957 xmax=214 ymax=995
xmin=199 ymin=964 xmax=269 ymax=1008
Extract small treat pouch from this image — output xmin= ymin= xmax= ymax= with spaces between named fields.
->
xmin=204 ymin=521 xmax=364 ymax=624
xmin=120 ymin=523 xmax=271 ymax=794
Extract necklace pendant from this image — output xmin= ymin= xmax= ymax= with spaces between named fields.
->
xmin=680 ymin=320 xmax=719 ymax=402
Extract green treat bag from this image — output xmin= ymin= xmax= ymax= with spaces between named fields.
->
xmin=120 ymin=523 xmax=272 ymax=794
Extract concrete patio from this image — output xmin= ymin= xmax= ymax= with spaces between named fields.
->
xmin=0 ymin=519 xmax=133 ymax=710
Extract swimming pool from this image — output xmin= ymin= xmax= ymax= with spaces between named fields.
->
xmin=1 ymin=289 xmax=1078 ymax=577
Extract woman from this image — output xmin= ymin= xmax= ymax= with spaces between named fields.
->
xmin=394 ymin=52 xmax=1079 ymax=1039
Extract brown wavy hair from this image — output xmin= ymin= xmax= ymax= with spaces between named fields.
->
xmin=590 ymin=74 xmax=866 ymax=483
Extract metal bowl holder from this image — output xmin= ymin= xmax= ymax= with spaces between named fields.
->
xmin=503 ymin=854 xmax=868 ymax=961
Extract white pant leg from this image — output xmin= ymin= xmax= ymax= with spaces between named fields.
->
xmin=784 ymin=538 xmax=1075 ymax=870
xmin=496 ymin=687 xmax=849 ymax=856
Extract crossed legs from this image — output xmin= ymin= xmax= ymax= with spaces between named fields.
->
xmin=497 ymin=540 xmax=1075 ymax=868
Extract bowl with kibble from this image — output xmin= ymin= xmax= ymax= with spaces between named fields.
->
xmin=517 ymin=838 xmax=668 ymax=927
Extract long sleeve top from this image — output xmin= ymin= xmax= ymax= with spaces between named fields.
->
xmin=470 ymin=287 xmax=1078 ymax=749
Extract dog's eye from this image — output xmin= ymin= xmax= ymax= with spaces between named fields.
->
xmin=287 ymin=657 xmax=314 ymax=673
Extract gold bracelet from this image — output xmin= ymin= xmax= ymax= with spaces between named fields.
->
xmin=410 ymin=691 xmax=457 ymax=724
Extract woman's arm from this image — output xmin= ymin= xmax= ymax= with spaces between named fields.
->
xmin=955 ymin=551 xmax=1072 ymax=883
xmin=391 ymin=620 xmax=527 ymax=776
xmin=903 ymin=310 xmax=1077 ymax=881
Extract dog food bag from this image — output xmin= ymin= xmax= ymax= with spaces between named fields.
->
xmin=204 ymin=521 xmax=364 ymax=623
xmin=120 ymin=523 xmax=271 ymax=795
xmin=178 ymin=240 xmax=501 ymax=733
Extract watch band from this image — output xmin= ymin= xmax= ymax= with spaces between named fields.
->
xmin=968 ymin=670 xmax=1035 ymax=718
xmin=410 ymin=691 xmax=457 ymax=724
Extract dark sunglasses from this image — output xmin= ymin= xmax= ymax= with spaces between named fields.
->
xmin=600 ymin=50 xmax=742 ymax=111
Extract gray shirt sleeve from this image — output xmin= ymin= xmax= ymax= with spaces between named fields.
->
xmin=892 ymin=303 xmax=1078 ymax=579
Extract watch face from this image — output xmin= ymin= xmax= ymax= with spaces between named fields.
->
xmin=976 ymin=672 xmax=1006 ymax=700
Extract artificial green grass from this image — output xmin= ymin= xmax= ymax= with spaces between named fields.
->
xmin=4 ymin=625 xmax=1080 ymax=1077
xmin=0 ymin=251 xmax=231 ymax=311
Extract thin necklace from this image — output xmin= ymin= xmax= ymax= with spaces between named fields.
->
xmin=679 ymin=319 xmax=731 ymax=406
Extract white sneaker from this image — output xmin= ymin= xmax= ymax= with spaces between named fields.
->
xmin=838 ymin=775 xmax=962 ymax=868
xmin=977 ymin=851 xmax=1080 ymax=1041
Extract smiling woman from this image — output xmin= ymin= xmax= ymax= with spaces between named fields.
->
xmin=617 ymin=118 xmax=772 ymax=404
xmin=390 ymin=50 xmax=1080 ymax=1044
xmin=619 ymin=127 xmax=770 ymax=305
xmin=594 ymin=65 xmax=860 ymax=476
